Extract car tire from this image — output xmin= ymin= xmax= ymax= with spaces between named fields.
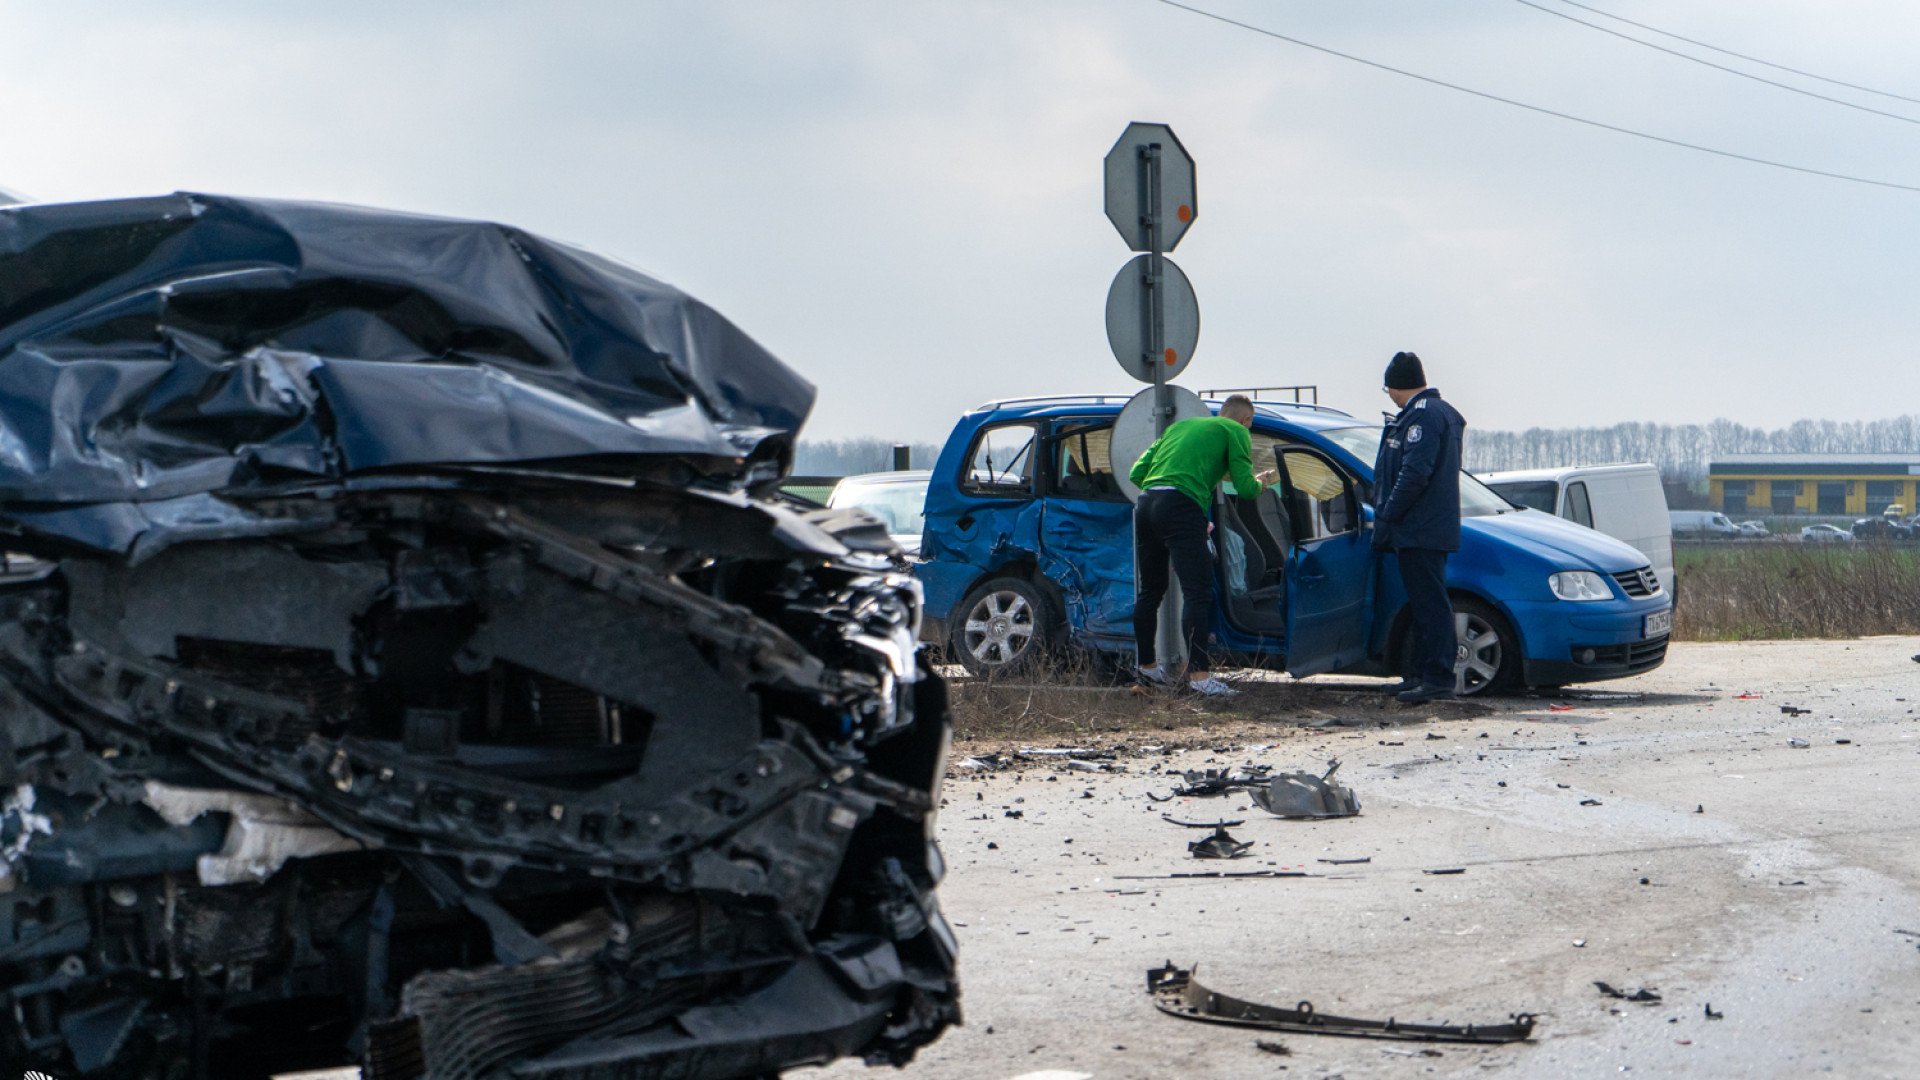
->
xmin=951 ymin=577 xmax=1055 ymax=676
xmin=1450 ymin=597 xmax=1520 ymax=697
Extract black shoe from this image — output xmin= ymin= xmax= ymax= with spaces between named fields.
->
xmin=1381 ymin=678 xmax=1421 ymax=695
xmin=1396 ymin=683 xmax=1456 ymax=705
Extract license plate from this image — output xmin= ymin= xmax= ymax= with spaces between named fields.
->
xmin=1644 ymin=609 xmax=1672 ymax=637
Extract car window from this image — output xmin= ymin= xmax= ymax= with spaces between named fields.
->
xmin=1048 ymin=420 xmax=1124 ymax=501
xmin=962 ymin=422 xmax=1038 ymax=498
xmin=1492 ymin=481 xmax=1558 ymax=513
xmin=1279 ymin=449 xmax=1356 ymax=540
xmin=1563 ymin=482 xmax=1593 ymax=528
xmin=828 ymin=478 xmax=929 ymax=535
xmin=1319 ymin=424 xmax=1509 ymax=518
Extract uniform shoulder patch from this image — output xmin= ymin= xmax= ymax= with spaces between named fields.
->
xmin=1407 ymin=425 xmax=1423 ymax=443
xmin=1413 ymin=399 xmax=1428 ymax=409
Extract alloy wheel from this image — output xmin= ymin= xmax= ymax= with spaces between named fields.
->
xmin=1453 ymin=609 xmax=1503 ymax=695
xmin=962 ymin=589 xmax=1036 ymax=668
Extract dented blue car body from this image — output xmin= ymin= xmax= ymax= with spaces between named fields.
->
xmin=918 ymin=395 xmax=1674 ymax=692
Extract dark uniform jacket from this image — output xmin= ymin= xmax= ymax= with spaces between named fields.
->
xmin=1371 ymin=388 xmax=1465 ymax=552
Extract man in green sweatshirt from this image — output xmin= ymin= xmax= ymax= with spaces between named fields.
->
xmin=1128 ymin=394 xmax=1275 ymax=697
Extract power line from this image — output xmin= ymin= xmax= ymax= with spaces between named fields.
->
xmin=1510 ymin=0 xmax=1920 ymax=128
xmin=1549 ymin=0 xmax=1920 ymax=107
xmin=1149 ymin=0 xmax=1920 ymax=194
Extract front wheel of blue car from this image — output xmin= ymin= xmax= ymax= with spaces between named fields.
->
xmin=1451 ymin=598 xmax=1519 ymax=696
xmin=952 ymin=577 xmax=1054 ymax=676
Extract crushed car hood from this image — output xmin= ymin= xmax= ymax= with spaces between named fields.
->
xmin=0 ymin=193 xmax=814 ymax=552
xmin=0 ymin=196 xmax=954 ymax=1080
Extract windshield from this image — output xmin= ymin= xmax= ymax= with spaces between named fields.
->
xmin=829 ymin=477 xmax=929 ymax=536
xmin=1317 ymin=424 xmax=1514 ymax=518
xmin=1486 ymin=480 xmax=1558 ymax=513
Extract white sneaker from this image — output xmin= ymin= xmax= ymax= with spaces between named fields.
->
xmin=1187 ymin=676 xmax=1240 ymax=698
xmin=1136 ymin=664 xmax=1174 ymax=688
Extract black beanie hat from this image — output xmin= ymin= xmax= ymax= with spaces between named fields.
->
xmin=1384 ymin=351 xmax=1425 ymax=390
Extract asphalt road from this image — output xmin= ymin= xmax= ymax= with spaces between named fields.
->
xmin=804 ymin=636 xmax=1920 ymax=1080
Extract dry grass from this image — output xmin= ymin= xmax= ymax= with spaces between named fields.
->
xmin=1674 ymin=542 xmax=1920 ymax=641
xmin=944 ymin=655 xmax=1492 ymax=743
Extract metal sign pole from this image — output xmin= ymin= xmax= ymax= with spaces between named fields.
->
xmin=1104 ymin=121 xmax=1199 ymax=676
xmin=1137 ymin=142 xmax=1185 ymax=672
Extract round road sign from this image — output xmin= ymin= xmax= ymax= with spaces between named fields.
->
xmin=1105 ymin=254 xmax=1200 ymax=384
xmin=1109 ymin=385 xmax=1210 ymax=503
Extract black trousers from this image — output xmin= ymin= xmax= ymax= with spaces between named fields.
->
xmin=1396 ymin=547 xmax=1455 ymax=689
xmin=1133 ymin=488 xmax=1216 ymax=672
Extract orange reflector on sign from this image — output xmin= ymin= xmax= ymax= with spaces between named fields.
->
xmin=1164 ymin=348 xmax=1178 ymax=366
xmin=1176 ymin=204 xmax=1193 ymax=223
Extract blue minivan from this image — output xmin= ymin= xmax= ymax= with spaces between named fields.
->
xmin=916 ymin=394 xmax=1673 ymax=695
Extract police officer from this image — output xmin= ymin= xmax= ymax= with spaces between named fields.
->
xmin=1372 ymin=351 xmax=1466 ymax=704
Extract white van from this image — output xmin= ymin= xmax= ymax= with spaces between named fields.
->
xmin=1667 ymin=510 xmax=1741 ymax=540
xmin=1477 ymin=463 xmax=1675 ymax=596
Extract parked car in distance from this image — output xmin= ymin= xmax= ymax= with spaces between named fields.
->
xmin=917 ymin=394 xmax=1672 ymax=696
xmin=1476 ymin=463 xmax=1674 ymax=597
xmin=828 ymin=470 xmax=932 ymax=556
xmin=1802 ymin=523 xmax=1856 ymax=543
xmin=1850 ymin=515 xmax=1916 ymax=543
xmin=1669 ymin=510 xmax=1741 ymax=539
xmin=1736 ymin=520 xmax=1770 ymax=537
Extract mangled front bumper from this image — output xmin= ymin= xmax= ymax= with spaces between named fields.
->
xmin=0 ymin=483 xmax=958 ymax=1078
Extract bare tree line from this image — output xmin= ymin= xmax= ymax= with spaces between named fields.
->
xmin=797 ymin=415 xmax=1920 ymax=486
xmin=1466 ymin=415 xmax=1920 ymax=484
xmin=794 ymin=438 xmax=945 ymax=476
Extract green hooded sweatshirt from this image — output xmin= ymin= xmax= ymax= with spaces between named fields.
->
xmin=1128 ymin=415 xmax=1264 ymax=510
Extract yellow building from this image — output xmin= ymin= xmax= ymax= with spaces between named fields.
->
xmin=1709 ymin=455 xmax=1920 ymax=517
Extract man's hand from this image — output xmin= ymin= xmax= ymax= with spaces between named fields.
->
xmin=1255 ymin=467 xmax=1278 ymax=485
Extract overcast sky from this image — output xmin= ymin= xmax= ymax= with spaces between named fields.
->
xmin=4 ymin=1 xmax=1918 ymax=440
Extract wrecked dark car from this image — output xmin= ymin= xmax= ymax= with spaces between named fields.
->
xmin=0 ymin=194 xmax=957 ymax=1078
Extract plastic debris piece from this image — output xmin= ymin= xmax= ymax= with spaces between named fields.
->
xmin=1788 ymin=738 xmax=1810 ymax=749
xmin=1147 ymin=963 xmax=1536 ymax=1043
xmin=1424 ymin=868 xmax=1466 ymax=876
xmin=1317 ymin=856 xmax=1371 ymax=865
xmin=1705 ymin=1003 xmax=1724 ymax=1020
xmin=1188 ymin=827 xmax=1254 ymax=860
xmin=1248 ymin=759 xmax=1361 ymax=819
xmin=1594 ymin=982 xmax=1661 ymax=1003
xmin=1161 ymin=815 xmax=1245 ymax=829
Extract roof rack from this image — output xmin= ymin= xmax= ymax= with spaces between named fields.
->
xmin=1199 ymin=385 xmax=1351 ymax=416
xmin=971 ymin=393 xmax=1137 ymax=411
xmin=1200 ymin=384 xmax=1317 ymax=404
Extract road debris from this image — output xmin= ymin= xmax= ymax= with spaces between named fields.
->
xmin=1254 ymin=1039 xmax=1292 ymax=1056
xmin=1114 ymin=870 xmax=1311 ymax=881
xmin=1705 ymin=1003 xmax=1724 ymax=1020
xmin=1170 ymin=764 xmax=1274 ymax=797
xmin=1424 ymin=868 xmax=1467 ymax=876
xmin=1788 ymin=738 xmax=1810 ymax=749
xmin=1161 ymin=815 xmax=1246 ymax=829
xmin=1188 ymin=827 xmax=1255 ymax=860
xmin=1594 ymin=982 xmax=1662 ymax=1003
xmin=1317 ymin=856 xmax=1372 ymax=865
xmin=1147 ymin=963 xmax=1536 ymax=1043
xmin=1780 ymin=706 xmax=1811 ymax=717
xmin=1580 ymin=798 xmax=1603 ymax=806
xmin=1248 ymin=759 xmax=1362 ymax=819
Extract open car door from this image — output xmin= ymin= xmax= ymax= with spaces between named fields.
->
xmin=1275 ymin=446 xmax=1374 ymax=675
